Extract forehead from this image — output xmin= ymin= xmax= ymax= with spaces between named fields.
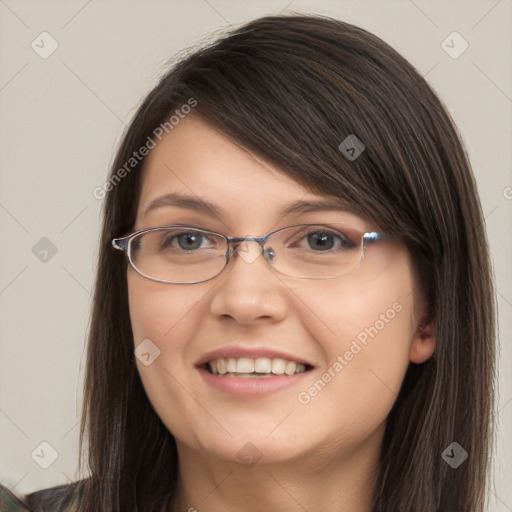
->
xmin=136 ymin=115 xmax=368 ymax=231
xmin=140 ymin=115 xmax=310 ymax=200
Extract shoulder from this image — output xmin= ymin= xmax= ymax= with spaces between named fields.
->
xmin=24 ymin=480 xmax=85 ymax=512
xmin=0 ymin=480 xmax=86 ymax=512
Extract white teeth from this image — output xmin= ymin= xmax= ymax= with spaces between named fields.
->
xmin=284 ymin=361 xmax=297 ymax=375
xmin=271 ymin=358 xmax=286 ymax=374
xmin=226 ymin=358 xmax=237 ymax=372
xmin=254 ymin=358 xmax=272 ymax=373
xmin=217 ymin=358 xmax=227 ymax=375
xmin=237 ymin=358 xmax=254 ymax=373
xmin=207 ymin=357 xmax=309 ymax=376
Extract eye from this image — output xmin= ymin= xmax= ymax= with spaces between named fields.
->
xmin=162 ymin=231 xmax=214 ymax=251
xmin=302 ymin=229 xmax=354 ymax=251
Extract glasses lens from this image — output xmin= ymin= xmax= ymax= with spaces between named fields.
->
xmin=266 ymin=224 xmax=364 ymax=279
xmin=129 ymin=227 xmax=228 ymax=283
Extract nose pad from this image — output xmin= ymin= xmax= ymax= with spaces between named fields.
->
xmin=234 ymin=239 xmax=263 ymax=264
xmin=263 ymin=247 xmax=276 ymax=263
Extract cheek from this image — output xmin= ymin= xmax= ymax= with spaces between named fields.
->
xmin=127 ymin=270 xmax=204 ymax=345
xmin=294 ymin=259 xmax=417 ymax=436
xmin=294 ymin=257 xmax=416 ymax=356
xmin=127 ymin=272 xmax=212 ymax=442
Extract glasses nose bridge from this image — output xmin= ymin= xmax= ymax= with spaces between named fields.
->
xmin=226 ymin=234 xmax=275 ymax=268
xmin=228 ymin=234 xmax=268 ymax=250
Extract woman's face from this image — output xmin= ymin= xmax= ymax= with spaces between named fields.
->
xmin=127 ymin=115 xmax=435 ymax=468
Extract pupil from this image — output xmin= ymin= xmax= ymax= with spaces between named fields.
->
xmin=178 ymin=233 xmax=201 ymax=250
xmin=308 ymin=232 xmax=333 ymax=250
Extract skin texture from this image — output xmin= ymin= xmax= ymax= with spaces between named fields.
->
xmin=127 ymin=115 xmax=436 ymax=512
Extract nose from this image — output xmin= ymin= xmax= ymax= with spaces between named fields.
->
xmin=209 ymin=240 xmax=289 ymax=325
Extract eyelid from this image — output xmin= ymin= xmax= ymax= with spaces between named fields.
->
xmin=295 ymin=223 xmax=360 ymax=239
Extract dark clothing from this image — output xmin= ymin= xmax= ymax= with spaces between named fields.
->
xmin=0 ymin=481 xmax=82 ymax=512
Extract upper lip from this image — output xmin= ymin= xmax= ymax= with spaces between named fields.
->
xmin=196 ymin=346 xmax=315 ymax=368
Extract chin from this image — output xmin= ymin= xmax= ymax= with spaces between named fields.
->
xmin=178 ymin=422 xmax=310 ymax=467
xmin=210 ymin=436 xmax=306 ymax=466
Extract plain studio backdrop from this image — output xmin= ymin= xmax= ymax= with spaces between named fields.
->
xmin=0 ymin=0 xmax=510 ymax=510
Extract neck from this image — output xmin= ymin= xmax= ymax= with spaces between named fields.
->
xmin=169 ymin=425 xmax=384 ymax=512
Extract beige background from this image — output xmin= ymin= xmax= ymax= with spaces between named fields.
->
xmin=0 ymin=0 xmax=510 ymax=509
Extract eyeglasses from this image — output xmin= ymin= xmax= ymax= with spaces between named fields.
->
xmin=112 ymin=224 xmax=393 ymax=284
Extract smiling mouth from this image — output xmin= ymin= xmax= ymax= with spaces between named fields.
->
xmin=204 ymin=357 xmax=314 ymax=378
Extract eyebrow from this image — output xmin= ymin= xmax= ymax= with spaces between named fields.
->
xmin=143 ymin=193 xmax=221 ymax=217
xmin=142 ymin=192 xmax=354 ymax=218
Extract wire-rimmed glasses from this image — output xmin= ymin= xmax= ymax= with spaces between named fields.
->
xmin=112 ymin=224 xmax=393 ymax=284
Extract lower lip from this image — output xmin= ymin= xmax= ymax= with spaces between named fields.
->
xmin=197 ymin=366 xmax=312 ymax=395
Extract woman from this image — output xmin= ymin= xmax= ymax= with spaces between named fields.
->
xmin=2 ymin=13 xmax=495 ymax=512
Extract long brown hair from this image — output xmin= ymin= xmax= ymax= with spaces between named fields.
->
xmin=71 ymin=14 xmax=495 ymax=511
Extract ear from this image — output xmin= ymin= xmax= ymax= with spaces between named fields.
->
xmin=409 ymin=308 xmax=436 ymax=364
